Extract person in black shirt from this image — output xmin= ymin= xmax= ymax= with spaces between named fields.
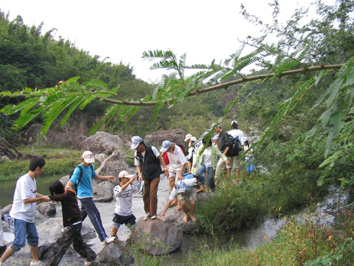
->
xmin=131 ymin=136 xmax=168 ymax=221
xmin=214 ymin=125 xmax=232 ymax=185
xmin=42 ymin=180 xmax=96 ymax=266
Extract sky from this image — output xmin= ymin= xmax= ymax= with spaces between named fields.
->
xmin=0 ymin=0 xmax=334 ymax=83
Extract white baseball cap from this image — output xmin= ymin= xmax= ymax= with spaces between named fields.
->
xmin=184 ymin=134 xmax=193 ymax=141
xmin=191 ymin=136 xmax=197 ymax=142
xmin=82 ymin=151 xmax=95 ymax=163
xmin=118 ymin=170 xmax=134 ymax=179
xmin=131 ymin=136 xmax=143 ymax=149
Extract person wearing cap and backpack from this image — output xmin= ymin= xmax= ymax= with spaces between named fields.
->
xmin=214 ymin=124 xmax=233 ymax=185
xmin=228 ymin=120 xmax=245 ymax=182
xmin=131 ymin=136 xmax=168 ymax=221
xmin=66 ymin=151 xmax=116 ymax=245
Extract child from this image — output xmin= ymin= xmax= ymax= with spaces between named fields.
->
xmin=42 ymin=180 xmax=96 ymax=266
xmin=0 ymin=157 xmax=46 ymax=266
xmin=110 ymin=171 xmax=138 ymax=240
xmin=159 ymin=174 xmax=198 ymax=223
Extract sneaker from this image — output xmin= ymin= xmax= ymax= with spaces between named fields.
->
xmin=151 ymin=215 xmax=157 ymax=220
xmin=30 ymin=261 xmax=45 ymax=266
xmin=143 ymin=214 xmax=151 ymax=221
xmin=85 ymin=261 xmax=94 ymax=266
xmin=102 ymin=236 xmax=115 ymax=245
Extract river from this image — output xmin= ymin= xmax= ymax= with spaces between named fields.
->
xmin=0 ymin=172 xmax=286 ymax=259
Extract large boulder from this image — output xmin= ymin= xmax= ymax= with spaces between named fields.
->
xmin=144 ymin=129 xmax=186 ymax=147
xmin=1 ymin=204 xmax=12 ymax=219
xmin=92 ymin=181 xmax=115 ymax=202
xmin=79 ymin=131 xmax=124 ymax=154
xmin=95 ymin=241 xmax=134 ymax=265
xmin=95 ymin=150 xmax=129 ymax=179
xmin=37 ymin=203 xmax=56 ymax=216
xmin=36 ymin=218 xmax=96 ymax=259
xmin=132 ymin=218 xmax=183 ymax=255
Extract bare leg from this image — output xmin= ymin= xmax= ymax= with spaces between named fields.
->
xmin=189 ymin=201 xmax=197 ymax=222
xmin=29 ymin=245 xmax=39 ymax=262
xmin=181 ymin=200 xmax=190 ymax=223
xmin=0 ymin=245 xmax=15 ymax=263
xmin=110 ymin=226 xmax=118 ymax=238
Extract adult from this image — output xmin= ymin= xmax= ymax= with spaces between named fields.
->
xmin=66 ymin=151 xmax=116 ymax=245
xmin=194 ymin=137 xmax=230 ymax=192
xmin=228 ymin=120 xmax=245 ymax=181
xmin=160 ymin=140 xmax=188 ymax=208
xmin=0 ymin=157 xmax=46 ymax=266
xmin=131 ymin=136 xmax=167 ymax=220
xmin=214 ymin=124 xmax=233 ymax=184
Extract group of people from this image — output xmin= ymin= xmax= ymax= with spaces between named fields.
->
xmin=0 ymin=120 xmax=253 ymax=266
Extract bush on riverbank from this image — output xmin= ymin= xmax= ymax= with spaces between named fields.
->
xmin=195 ymin=167 xmax=328 ymax=234
xmin=182 ymin=210 xmax=354 ymax=266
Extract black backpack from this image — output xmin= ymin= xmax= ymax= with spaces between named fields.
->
xmin=226 ymin=134 xmax=242 ymax=157
xmin=69 ymin=164 xmax=94 ymax=192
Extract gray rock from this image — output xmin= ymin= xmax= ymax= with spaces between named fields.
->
xmin=95 ymin=150 xmax=129 ymax=179
xmin=79 ymin=131 xmax=124 ymax=154
xmin=96 ymin=241 xmax=134 ymax=265
xmin=37 ymin=203 xmax=56 ymax=216
xmin=132 ymin=218 xmax=183 ymax=255
xmin=1 ymin=204 xmax=12 ymax=219
xmin=144 ymin=129 xmax=186 ymax=147
xmin=93 ymin=181 xmax=115 ymax=202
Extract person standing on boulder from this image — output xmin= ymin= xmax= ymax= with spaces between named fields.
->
xmin=66 ymin=151 xmax=116 ymax=245
xmin=0 ymin=157 xmax=46 ymax=266
xmin=131 ymin=136 xmax=168 ymax=221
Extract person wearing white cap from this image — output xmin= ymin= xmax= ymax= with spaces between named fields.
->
xmin=66 ymin=151 xmax=116 ymax=245
xmin=160 ymin=140 xmax=188 ymax=209
xmin=228 ymin=120 xmax=245 ymax=181
xmin=131 ymin=136 xmax=167 ymax=221
xmin=110 ymin=170 xmax=138 ymax=240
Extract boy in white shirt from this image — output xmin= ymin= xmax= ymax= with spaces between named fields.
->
xmin=110 ymin=171 xmax=138 ymax=241
xmin=0 ymin=157 xmax=46 ymax=266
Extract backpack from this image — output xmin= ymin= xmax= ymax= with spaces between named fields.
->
xmin=226 ymin=134 xmax=242 ymax=157
xmin=69 ymin=164 xmax=94 ymax=192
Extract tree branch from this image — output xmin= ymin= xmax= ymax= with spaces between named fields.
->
xmin=100 ymin=64 xmax=343 ymax=106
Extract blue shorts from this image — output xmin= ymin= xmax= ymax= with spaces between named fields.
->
xmin=11 ymin=219 xmax=39 ymax=251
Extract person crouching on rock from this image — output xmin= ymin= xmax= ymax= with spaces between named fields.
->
xmin=110 ymin=171 xmax=138 ymax=241
xmin=41 ymin=180 xmax=97 ymax=266
xmin=159 ymin=174 xmax=198 ymax=223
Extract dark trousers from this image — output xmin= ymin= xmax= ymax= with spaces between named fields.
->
xmin=47 ymin=223 xmax=96 ymax=266
xmin=80 ymin=197 xmax=107 ymax=241
xmin=143 ymin=177 xmax=160 ymax=216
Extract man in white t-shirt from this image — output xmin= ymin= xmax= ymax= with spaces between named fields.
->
xmin=160 ymin=140 xmax=188 ymax=209
xmin=228 ymin=120 xmax=245 ymax=181
xmin=0 ymin=157 xmax=46 ymax=266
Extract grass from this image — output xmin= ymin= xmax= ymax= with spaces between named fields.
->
xmin=0 ymin=147 xmax=83 ymax=181
xmin=174 ymin=210 xmax=354 ymax=266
